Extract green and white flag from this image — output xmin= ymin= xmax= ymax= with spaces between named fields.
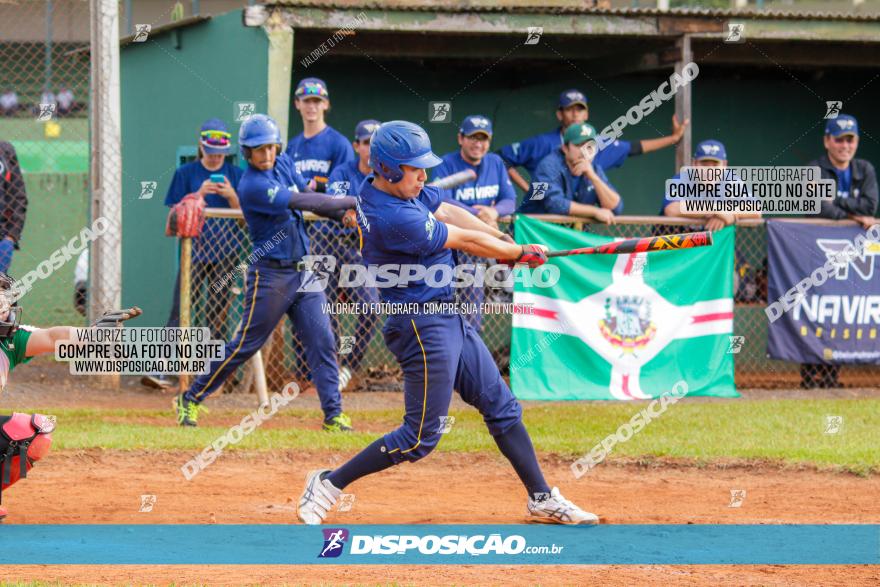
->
xmin=511 ymin=216 xmax=738 ymax=400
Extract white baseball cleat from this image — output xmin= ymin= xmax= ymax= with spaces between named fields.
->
xmin=297 ymin=469 xmax=341 ymax=525
xmin=527 ymin=487 xmax=599 ymax=525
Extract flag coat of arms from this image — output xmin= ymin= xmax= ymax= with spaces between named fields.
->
xmin=510 ymin=216 xmax=738 ymax=400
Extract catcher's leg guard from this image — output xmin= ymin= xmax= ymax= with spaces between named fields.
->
xmin=0 ymin=413 xmax=55 ymax=513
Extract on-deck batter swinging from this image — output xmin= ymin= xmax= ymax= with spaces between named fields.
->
xmin=297 ymin=121 xmax=598 ymax=525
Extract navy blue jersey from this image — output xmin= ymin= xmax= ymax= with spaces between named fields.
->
xmin=327 ymin=160 xmax=370 ymax=196
xmin=357 ymin=179 xmax=451 ymax=304
xmin=432 ymin=151 xmax=516 ymax=216
xmin=660 ymin=171 xmax=752 ymax=214
xmin=284 ymin=126 xmax=354 ymax=181
xmin=164 ymin=160 xmax=244 ymax=262
xmin=518 ymin=150 xmax=621 ymax=216
xmin=237 ymin=152 xmax=310 ymax=262
xmin=834 ymin=166 xmax=853 ymax=198
xmin=500 ymin=128 xmax=631 ymax=177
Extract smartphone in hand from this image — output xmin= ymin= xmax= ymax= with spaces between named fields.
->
xmin=210 ymin=173 xmax=225 ymax=183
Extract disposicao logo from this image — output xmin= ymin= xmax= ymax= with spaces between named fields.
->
xmin=319 ymin=528 xmax=349 ymax=558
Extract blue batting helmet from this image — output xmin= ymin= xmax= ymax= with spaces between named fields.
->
xmin=369 ymin=121 xmax=442 ymax=183
xmin=238 ymin=114 xmax=282 ymax=157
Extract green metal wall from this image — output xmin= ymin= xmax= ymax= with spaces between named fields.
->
xmin=120 ymin=10 xmax=267 ymax=326
xmin=289 ymin=60 xmax=880 ymax=216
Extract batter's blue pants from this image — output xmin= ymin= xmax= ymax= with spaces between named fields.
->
xmin=185 ymin=262 xmax=342 ymax=420
xmin=381 ymin=310 xmax=522 ymax=463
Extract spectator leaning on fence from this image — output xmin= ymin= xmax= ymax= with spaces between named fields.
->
xmin=811 ymin=115 xmax=878 ymax=230
xmin=325 ymin=119 xmax=383 ymax=391
xmin=498 ymin=89 xmax=687 ymax=193
xmin=0 ymin=141 xmax=28 ymax=274
xmin=433 ymin=115 xmax=516 ymax=332
xmin=799 ymin=114 xmax=879 ymax=390
xmin=661 ymin=139 xmax=761 ymax=231
xmin=518 ymin=123 xmax=621 ymax=224
xmin=141 ymin=118 xmax=243 ymax=390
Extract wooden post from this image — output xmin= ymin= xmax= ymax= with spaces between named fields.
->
xmin=674 ymin=34 xmax=693 ymax=174
xmin=178 ymin=237 xmax=192 ymax=390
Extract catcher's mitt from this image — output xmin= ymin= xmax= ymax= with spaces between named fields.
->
xmin=91 ymin=306 xmax=143 ymax=328
xmin=165 ymin=194 xmax=206 ymax=238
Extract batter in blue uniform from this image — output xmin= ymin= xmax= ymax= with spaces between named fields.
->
xmin=325 ymin=119 xmax=383 ymax=388
xmin=499 ymin=89 xmax=687 ymax=194
xmin=433 ymin=115 xmax=516 ymax=331
xmin=518 ymin=123 xmax=622 ymax=224
xmin=174 ymin=114 xmax=357 ymax=432
xmin=297 ymin=121 xmax=598 ymax=525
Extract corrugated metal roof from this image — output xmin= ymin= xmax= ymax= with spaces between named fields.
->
xmin=265 ymin=0 xmax=880 ymax=22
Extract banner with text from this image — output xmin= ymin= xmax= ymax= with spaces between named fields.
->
xmin=767 ymin=221 xmax=880 ymax=364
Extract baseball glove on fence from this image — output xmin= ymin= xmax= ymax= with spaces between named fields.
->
xmin=91 ymin=306 xmax=143 ymax=328
xmin=165 ymin=194 xmax=206 ymax=238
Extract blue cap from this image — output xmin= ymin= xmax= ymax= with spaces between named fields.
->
xmin=295 ymin=77 xmax=329 ymax=100
xmin=558 ymin=89 xmax=588 ymax=109
xmin=199 ymin=118 xmax=232 ymax=155
xmin=459 ymin=115 xmax=493 ymax=137
xmin=825 ymin=114 xmax=858 ymax=137
xmin=694 ymin=139 xmax=727 ymax=162
xmin=355 ymin=119 xmax=381 ymax=141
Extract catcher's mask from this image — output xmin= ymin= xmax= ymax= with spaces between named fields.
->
xmin=0 ymin=273 xmax=22 ymax=340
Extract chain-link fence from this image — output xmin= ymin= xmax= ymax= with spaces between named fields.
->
xmin=0 ymin=0 xmax=92 ymax=327
xmin=182 ymin=211 xmax=880 ymax=394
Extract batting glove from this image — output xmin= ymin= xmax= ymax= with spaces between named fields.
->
xmin=502 ymin=245 xmax=547 ymax=269
xmin=91 ymin=306 xmax=143 ymax=328
xmin=341 ymin=209 xmax=358 ymax=229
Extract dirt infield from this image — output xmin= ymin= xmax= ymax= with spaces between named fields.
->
xmin=3 ymin=450 xmax=880 ymax=586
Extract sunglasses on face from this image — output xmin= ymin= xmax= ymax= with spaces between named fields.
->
xmin=200 ymin=130 xmax=231 ymax=146
xmin=831 ymin=135 xmax=856 ymax=144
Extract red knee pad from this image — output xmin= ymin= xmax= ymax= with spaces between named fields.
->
xmin=0 ymin=413 xmax=54 ymax=500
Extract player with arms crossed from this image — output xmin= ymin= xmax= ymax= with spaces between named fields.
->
xmin=297 ymin=121 xmax=598 ymax=525
xmin=0 ymin=274 xmax=140 ymax=522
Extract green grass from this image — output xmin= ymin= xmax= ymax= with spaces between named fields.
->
xmin=18 ymin=398 xmax=880 ymax=475
xmin=0 ymin=118 xmax=89 ymax=173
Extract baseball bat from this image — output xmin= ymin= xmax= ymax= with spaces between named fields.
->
xmin=547 ymin=231 xmax=713 ymax=258
xmin=428 ymin=169 xmax=477 ymax=189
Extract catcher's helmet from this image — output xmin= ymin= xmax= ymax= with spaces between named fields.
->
xmin=0 ymin=273 xmax=21 ymax=339
xmin=369 ymin=121 xmax=442 ymax=183
xmin=238 ymin=114 xmax=282 ymax=158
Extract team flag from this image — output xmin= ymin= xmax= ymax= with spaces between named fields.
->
xmin=510 ymin=216 xmax=738 ymax=400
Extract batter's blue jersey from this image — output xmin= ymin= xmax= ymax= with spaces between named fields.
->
xmin=518 ymin=149 xmax=622 ymax=216
xmin=327 ymin=160 xmax=370 ymax=196
xmin=165 ymin=160 xmax=244 ymax=262
xmin=500 ymin=128 xmax=631 ymax=177
xmin=284 ymin=125 xmax=354 ymax=181
xmin=237 ymin=152 xmax=310 ymax=262
xmin=432 ymin=151 xmax=516 ymax=216
xmin=357 ymin=179 xmax=452 ymax=304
